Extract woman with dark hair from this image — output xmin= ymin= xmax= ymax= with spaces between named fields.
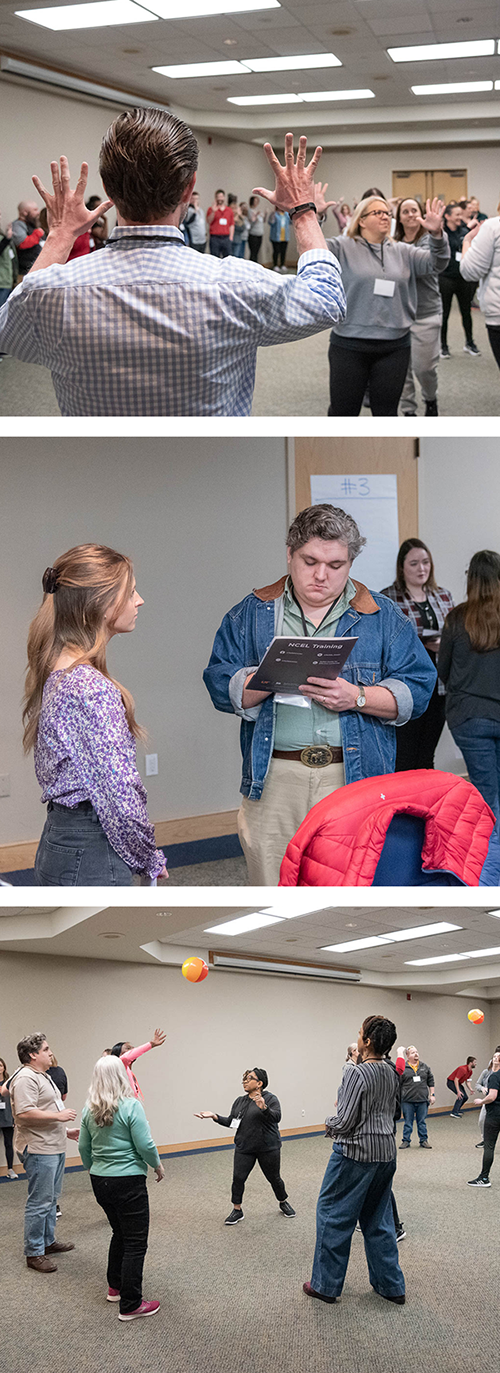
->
xmin=0 ymin=1058 xmax=17 ymax=1180
xmin=394 ymin=198 xmax=446 ymax=416
xmin=110 ymin=1029 xmax=166 ymax=1098
xmin=303 ymin=1015 xmax=405 ymax=1306
xmin=382 ymin=540 xmax=454 ymax=770
xmin=438 ymin=550 xmax=500 ymax=833
xmin=23 ymin=544 xmax=167 ymax=887
xmin=195 ymin=1067 xmax=295 ymax=1225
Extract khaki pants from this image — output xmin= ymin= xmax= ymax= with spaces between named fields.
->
xmin=238 ymin=756 xmax=345 ymax=886
xmin=400 ymin=312 xmax=441 ymax=410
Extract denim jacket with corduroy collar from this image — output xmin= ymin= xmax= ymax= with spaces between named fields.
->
xmin=203 ymin=577 xmax=437 ymax=801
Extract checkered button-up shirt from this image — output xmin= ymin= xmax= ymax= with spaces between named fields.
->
xmin=0 ymin=224 xmax=346 ymax=416
xmin=381 ymin=582 xmax=455 ymax=695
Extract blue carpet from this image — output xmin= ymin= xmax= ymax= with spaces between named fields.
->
xmin=1 ymin=831 xmax=243 ymax=885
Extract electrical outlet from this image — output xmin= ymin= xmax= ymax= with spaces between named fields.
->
xmin=301 ymin=1109 xmax=305 ymax=1116
xmin=0 ymin=774 xmax=11 ymax=797
xmin=145 ymin=753 xmax=158 ymax=777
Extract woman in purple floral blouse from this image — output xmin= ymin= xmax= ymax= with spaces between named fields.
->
xmin=23 ymin=544 xmax=167 ymax=886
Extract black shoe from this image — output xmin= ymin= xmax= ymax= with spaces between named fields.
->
xmin=373 ymin=1288 xmax=405 ymax=1305
xmin=425 ymin=400 xmax=438 ymax=416
xmin=303 ymin=1282 xmax=336 ymax=1304
xmin=467 ymin=1176 xmax=491 ymax=1187
xmin=440 ymin=345 xmax=450 ymax=358
xmin=476 ymin=1141 xmax=484 ymax=1148
xmin=224 ymin=1208 xmax=244 ymax=1224
xmin=464 ymin=341 xmax=481 ymax=355
xmin=450 ymin=1113 xmax=462 ymax=1119
xmin=280 ymin=1201 xmax=296 ymax=1217
xmin=395 ymin=1224 xmax=406 ymax=1242
xmin=402 ymin=411 xmax=417 ymax=417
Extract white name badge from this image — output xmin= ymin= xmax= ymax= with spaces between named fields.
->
xmin=9 ymin=248 xmax=15 ymax=259
xmin=54 ymin=1098 xmax=65 ymax=1111
xmin=456 ymin=251 xmax=462 ymax=262
xmin=219 ymin=218 xmax=227 ymax=226
xmin=412 ymin=1076 xmax=421 ymax=1083
xmin=0 ymin=1101 xmax=6 ymax=1110
xmin=230 ymin=1118 xmax=241 ymax=1131
xmin=373 ymin=278 xmax=395 ymax=297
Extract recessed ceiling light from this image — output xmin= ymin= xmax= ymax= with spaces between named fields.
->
xmin=146 ymin=0 xmax=280 ymax=16
xmin=412 ymin=81 xmax=493 ymax=95
xmin=98 ymin=931 xmax=124 ymax=939
xmin=16 ymin=1 xmax=158 ymax=28
xmin=153 ymin=60 xmax=248 ymax=77
xmin=224 ymin=37 xmax=237 ymax=43
xmin=242 ymin=53 xmax=342 ymax=73
xmin=301 ymin=88 xmax=375 ymax=101
xmin=388 ymin=39 xmax=495 ymax=63
xmin=204 ymin=913 xmax=284 ymax=935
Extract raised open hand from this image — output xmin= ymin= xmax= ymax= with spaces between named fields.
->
xmin=462 ymin=223 xmax=481 ymax=251
xmin=252 ymin=133 xmax=323 ymax=212
xmin=417 ymin=197 xmax=445 ymax=234
xmin=32 ymin=156 xmax=112 ymax=241
xmin=151 ymin=1028 xmax=166 ymax=1049
xmin=313 ymin=182 xmax=339 ymax=216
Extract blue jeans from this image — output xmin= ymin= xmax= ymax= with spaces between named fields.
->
xmin=311 ymin=1144 xmax=404 ymax=1299
xmin=451 ymin=717 xmax=500 ymax=823
xmin=447 ymin=1079 xmax=468 ymax=1115
xmin=0 ymin=287 xmax=12 ymax=307
xmin=402 ymin=1100 xmax=428 ymax=1142
xmin=35 ymin=800 xmax=132 ymax=886
xmin=22 ymin=1149 xmax=66 ymax=1255
xmin=232 ymin=241 xmax=246 ymax=258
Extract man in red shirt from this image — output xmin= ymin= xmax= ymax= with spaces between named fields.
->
xmin=207 ymin=189 xmax=234 ymax=259
xmin=447 ymin=1057 xmax=476 ymax=1117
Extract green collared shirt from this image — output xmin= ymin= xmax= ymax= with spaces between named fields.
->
xmin=274 ymin=577 xmax=357 ymax=750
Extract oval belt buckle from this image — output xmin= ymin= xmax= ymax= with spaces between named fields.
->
xmin=300 ymin=745 xmax=334 ymax=768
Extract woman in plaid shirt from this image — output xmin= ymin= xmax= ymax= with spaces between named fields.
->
xmin=382 ymin=539 xmax=454 ymax=770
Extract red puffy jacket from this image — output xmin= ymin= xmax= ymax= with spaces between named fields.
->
xmin=279 ymin=770 xmax=495 ymax=887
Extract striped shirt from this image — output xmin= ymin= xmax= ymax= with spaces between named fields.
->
xmin=0 ymin=224 xmax=346 ymax=416
xmin=325 ymin=1059 xmax=399 ymax=1162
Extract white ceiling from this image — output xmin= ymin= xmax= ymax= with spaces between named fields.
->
xmin=2 ymin=0 xmax=500 ymax=146
xmin=2 ymin=900 xmax=500 ymax=996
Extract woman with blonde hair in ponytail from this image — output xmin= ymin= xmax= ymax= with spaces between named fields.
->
xmin=23 ymin=543 xmax=167 ymax=886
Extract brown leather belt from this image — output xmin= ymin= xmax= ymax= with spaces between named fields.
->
xmin=273 ymin=746 xmax=343 ymax=769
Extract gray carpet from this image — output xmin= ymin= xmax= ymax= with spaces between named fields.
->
xmin=159 ymin=855 xmax=247 ymax=886
xmin=1 ymin=1114 xmax=497 ymax=1373
xmin=1 ymin=304 xmax=498 ymax=416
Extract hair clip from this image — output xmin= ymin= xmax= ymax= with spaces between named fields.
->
xmin=42 ymin=567 xmax=59 ymax=595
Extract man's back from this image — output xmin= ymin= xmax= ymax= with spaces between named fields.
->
xmin=0 ymin=224 xmax=345 ymax=417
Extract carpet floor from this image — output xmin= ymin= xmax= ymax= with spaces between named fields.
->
xmin=1 ymin=1114 xmax=497 ymax=1373
xmin=1 ymin=303 xmax=498 ymax=417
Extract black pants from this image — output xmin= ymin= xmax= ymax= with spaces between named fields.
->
xmin=447 ymin=1079 xmax=468 ymax=1115
xmin=272 ymin=241 xmax=287 ymax=268
xmin=231 ymin=1148 xmax=287 ymax=1206
xmin=1 ymin=1126 xmax=14 ymax=1169
xmin=486 ymin=325 xmax=500 ymax=370
xmin=248 ymin=234 xmax=263 ymax=263
xmin=390 ymin=1192 xmax=400 ymax=1228
xmin=328 ymin=336 xmax=411 ymax=416
xmin=91 ymin=1174 xmax=149 ymax=1314
xmin=439 ymin=275 xmax=474 ymax=347
xmin=210 ymin=235 xmax=232 ymax=259
xmin=192 ymin=242 xmax=206 ymax=253
xmin=395 ymin=682 xmax=446 ymax=771
xmin=481 ymin=1117 xmax=500 ymax=1178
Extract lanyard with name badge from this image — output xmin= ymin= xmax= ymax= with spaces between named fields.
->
xmin=290 ymin=584 xmax=342 ymax=638
xmin=364 ymin=238 xmax=396 ymax=298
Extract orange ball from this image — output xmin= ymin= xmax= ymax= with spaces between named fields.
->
xmin=182 ymin=956 xmax=208 ymax=983
xmin=467 ymin=1008 xmax=484 ymax=1024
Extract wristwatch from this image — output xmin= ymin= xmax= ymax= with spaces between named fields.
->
xmin=355 ymin=685 xmax=367 ymax=709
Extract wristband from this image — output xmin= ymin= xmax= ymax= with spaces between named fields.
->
xmin=289 ymin=202 xmax=317 ymax=221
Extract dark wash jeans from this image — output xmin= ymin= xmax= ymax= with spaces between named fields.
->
xmin=402 ymin=1100 xmax=428 ymax=1142
xmin=450 ymin=717 xmax=500 ymax=825
xmin=34 ymin=800 xmax=132 ymax=886
xmin=231 ymin=1148 xmax=287 ymax=1206
xmin=447 ymin=1079 xmax=468 ymax=1115
xmin=91 ymin=1173 xmax=149 ymax=1314
xmin=311 ymin=1144 xmax=404 ymax=1299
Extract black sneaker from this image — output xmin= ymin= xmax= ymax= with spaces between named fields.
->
xmin=449 ymin=1113 xmax=462 ymax=1119
xmin=56 ymin=1205 xmax=62 ymax=1219
xmin=464 ymin=342 xmax=481 ymax=355
xmin=395 ymin=1224 xmax=406 ymax=1242
xmin=402 ymin=411 xmax=417 ymax=417
xmin=280 ymin=1201 xmax=296 ymax=1217
xmin=440 ymin=345 xmax=451 ymax=358
xmin=425 ymin=400 xmax=438 ymax=416
xmin=467 ymin=1176 xmax=491 ymax=1187
xmin=224 ymin=1208 xmax=244 ymax=1224
xmin=476 ymin=1141 xmax=484 ymax=1148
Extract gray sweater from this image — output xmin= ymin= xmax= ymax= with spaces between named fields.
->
xmin=326 ymin=232 xmax=450 ymax=340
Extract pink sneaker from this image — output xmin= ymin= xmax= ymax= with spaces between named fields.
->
xmin=107 ymin=1288 xmax=120 ymax=1302
xmin=118 ymin=1300 xmax=160 ymax=1322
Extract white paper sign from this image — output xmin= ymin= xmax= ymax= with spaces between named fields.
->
xmin=310 ymin=474 xmax=399 ymax=592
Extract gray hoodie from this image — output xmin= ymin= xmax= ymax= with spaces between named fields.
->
xmin=460 ymin=216 xmax=500 ymax=325
xmin=326 ymin=231 xmax=450 ymax=340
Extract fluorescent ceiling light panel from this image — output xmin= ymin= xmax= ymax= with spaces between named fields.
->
xmin=301 ymin=88 xmax=375 ymax=101
xmin=463 ymin=947 xmax=500 ymax=959
xmin=228 ymin=92 xmax=303 ymax=104
xmin=146 ymin=0 xmax=281 ymax=17
xmin=405 ymin=953 xmax=470 ymax=966
xmin=153 ymin=60 xmax=248 ymax=77
xmin=243 ymin=53 xmax=341 ymax=73
xmin=322 ymin=922 xmax=461 ymax=954
xmin=412 ymin=81 xmax=493 ymax=96
xmin=321 ymin=936 xmax=387 ymax=953
xmin=16 ymin=1 xmax=157 ymax=28
xmin=388 ymin=40 xmax=495 ymax=63
xmin=204 ymin=913 xmax=284 ymax=936
xmin=488 ymin=909 xmax=500 ymax=917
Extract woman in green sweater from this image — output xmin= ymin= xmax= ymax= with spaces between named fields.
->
xmin=79 ymin=1056 xmax=164 ymax=1321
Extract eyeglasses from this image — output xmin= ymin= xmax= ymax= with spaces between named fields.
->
xmin=363 ymin=210 xmax=390 ymax=219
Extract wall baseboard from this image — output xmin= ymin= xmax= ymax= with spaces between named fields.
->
xmin=0 ymin=809 xmax=240 ymax=873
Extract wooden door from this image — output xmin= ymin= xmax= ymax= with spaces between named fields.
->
xmin=429 ymin=169 xmax=467 ymax=203
xmin=392 ymin=169 xmax=427 ymax=205
xmin=293 ymin=437 xmax=419 ymax=543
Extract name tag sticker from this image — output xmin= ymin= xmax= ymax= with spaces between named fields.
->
xmin=230 ymin=1118 xmax=240 ymax=1131
xmin=373 ymin=278 xmax=395 ymax=297
xmin=413 ymin=1075 xmax=421 ymax=1083
xmin=54 ymin=1098 xmax=65 ymax=1112
xmin=9 ymin=248 xmax=15 ymax=259
xmin=0 ymin=1101 xmax=6 ymax=1110
xmin=219 ymin=218 xmax=227 ymax=225
xmin=456 ymin=251 xmax=462 ymax=261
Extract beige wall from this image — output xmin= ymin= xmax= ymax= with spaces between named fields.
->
xmin=0 ymin=438 xmax=288 ymax=845
xmin=0 ymin=949 xmax=495 ymax=1156
xmin=316 ymin=146 xmax=499 ymax=220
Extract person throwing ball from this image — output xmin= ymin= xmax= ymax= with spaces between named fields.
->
xmin=195 ymin=1067 xmax=295 ymax=1225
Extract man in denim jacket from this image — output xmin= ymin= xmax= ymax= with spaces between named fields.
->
xmin=204 ymin=504 xmax=437 ymax=885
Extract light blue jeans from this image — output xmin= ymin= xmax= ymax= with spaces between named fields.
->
xmin=21 ymin=1149 xmax=66 ymax=1255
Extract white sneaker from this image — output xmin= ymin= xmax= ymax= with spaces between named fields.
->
xmin=7 ymin=1169 xmax=18 ymax=1180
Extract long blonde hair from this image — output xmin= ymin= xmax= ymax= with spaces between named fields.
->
xmin=23 ymin=543 xmax=144 ymax=752
xmin=347 ymin=196 xmax=392 ymax=239
xmin=86 ymin=1055 xmax=135 ymax=1128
